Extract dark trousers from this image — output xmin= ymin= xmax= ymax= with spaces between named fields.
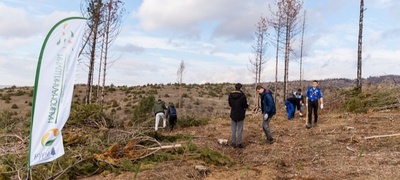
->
xmin=169 ymin=115 xmax=177 ymax=131
xmin=308 ymin=100 xmax=318 ymax=124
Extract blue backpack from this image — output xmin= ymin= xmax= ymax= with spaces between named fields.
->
xmin=169 ymin=106 xmax=177 ymax=116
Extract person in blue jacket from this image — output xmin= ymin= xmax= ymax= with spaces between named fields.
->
xmin=285 ymin=97 xmax=301 ymax=120
xmin=256 ymin=85 xmax=276 ymax=144
xmin=306 ymin=80 xmax=324 ymax=129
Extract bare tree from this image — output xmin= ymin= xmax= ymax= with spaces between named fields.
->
xmin=299 ymin=10 xmax=306 ymax=89
xmin=81 ymin=0 xmax=125 ymax=105
xmin=81 ymin=0 xmax=104 ymax=104
xmin=357 ymin=0 xmax=365 ymax=91
xmin=99 ymin=0 xmax=126 ymax=106
xmin=269 ymin=1 xmax=285 ymax=102
xmin=281 ymin=0 xmax=303 ymax=101
xmin=249 ymin=16 xmax=268 ymax=110
xmin=97 ymin=33 xmax=105 ymax=104
xmin=177 ymin=60 xmax=185 ymax=110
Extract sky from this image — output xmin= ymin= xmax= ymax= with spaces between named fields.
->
xmin=0 ymin=0 xmax=399 ymax=86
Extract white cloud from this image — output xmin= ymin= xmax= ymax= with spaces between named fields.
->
xmin=0 ymin=2 xmax=40 ymax=38
xmin=135 ymin=0 xmax=270 ymax=40
xmin=0 ymin=0 xmax=399 ymax=87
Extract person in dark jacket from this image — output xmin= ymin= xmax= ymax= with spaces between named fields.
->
xmin=166 ymin=102 xmax=178 ymax=132
xmin=228 ymin=83 xmax=248 ymax=148
xmin=293 ymin=88 xmax=304 ymax=117
xmin=256 ymin=85 xmax=276 ymax=144
xmin=153 ymin=99 xmax=167 ymax=131
xmin=285 ymin=97 xmax=301 ymax=120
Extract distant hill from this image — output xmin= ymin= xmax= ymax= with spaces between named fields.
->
xmin=0 ymin=85 xmax=12 ymax=89
xmin=290 ymin=75 xmax=400 ymax=90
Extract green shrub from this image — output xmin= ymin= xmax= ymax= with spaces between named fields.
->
xmin=14 ymin=90 xmax=25 ymax=96
xmin=145 ymin=131 xmax=192 ymax=143
xmin=147 ymin=89 xmax=158 ymax=95
xmin=69 ymin=104 xmax=113 ymax=128
xmin=342 ymin=87 xmax=399 ymax=113
xmin=132 ymin=95 xmax=155 ymax=123
xmin=178 ymin=116 xmax=209 ymax=128
xmin=0 ymin=110 xmax=13 ymax=129
xmin=1 ymin=94 xmax=11 ymax=102
xmin=208 ymin=91 xmax=218 ymax=97
xmin=184 ymin=142 xmax=234 ymax=166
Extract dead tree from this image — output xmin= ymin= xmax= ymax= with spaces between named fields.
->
xmin=81 ymin=0 xmax=104 ymax=104
xmin=281 ymin=0 xmax=303 ymax=101
xmin=99 ymin=0 xmax=126 ymax=106
xmin=97 ymin=33 xmax=105 ymax=104
xmin=299 ymin=10 xmax=306 ymax=89
xmin=356 ymin=0 xmax=365 ymax=91
xmin=249 ymin=16 xmax=268 ymax=109
xmin=269 ymin=1 xmax=285 ymax=102
xmin=177 ymin=60 xmax=185 ymax=110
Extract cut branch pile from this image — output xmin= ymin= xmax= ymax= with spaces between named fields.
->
xmin=93 ymin=135 xmax=181 ymax=165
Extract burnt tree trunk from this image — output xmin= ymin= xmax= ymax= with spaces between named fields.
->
xmin=356 ymin=0 xmax=364 ymax=91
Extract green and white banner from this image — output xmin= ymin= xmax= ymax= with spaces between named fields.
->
xmin=28 ymin=17 xmax=86 ymax=167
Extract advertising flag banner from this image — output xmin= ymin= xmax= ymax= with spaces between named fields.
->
xmin=28 ymin=17 xmax=86 ymax=167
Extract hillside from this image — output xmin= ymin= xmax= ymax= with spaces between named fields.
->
xmin=0 ymin=76 xmax=399 ymax=179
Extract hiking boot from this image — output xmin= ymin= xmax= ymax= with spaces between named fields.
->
xmin=266 ymin=138 xmax=274 ymax=144
xmin=313 ymin=122 xmax=318 ymax=127
xmin=306 ymin=124 xmax=312 ymax=129
xmin=230 ymin=143 xmax=236 ymax=148
xmin=237 ymin=144 xmax=244 ymax=148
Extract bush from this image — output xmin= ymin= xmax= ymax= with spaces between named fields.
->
xmin=11 ymin=104 xmax=18 ymax=109
xmin=69 ymin=104 xmax=113 ymax=128
xmin=208 ymin=91 xmax=218 ymax=98
xmin=0 ymin=111 xmax=13 ymax=129
xmin=342 ymin=87 xmax=399 ymax=113
xmin=178 ymin=116 xmax=209 ymax=128
xmin=184 ymin=142 xmax=234 ymax=166
xmin=1 ymin=94 xmax=11 ymax=102
xmin=132 ymin=95 xmax=155 ymax=123
xmin=111 ymin=100 xmax=119 ymax=107
xmin=14 ymin=90 xmax=25 ymax=96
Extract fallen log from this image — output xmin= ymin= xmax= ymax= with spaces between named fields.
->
xmin=148 ymin=144 xmax=182 ymax=150
xmin=364 ymin=133 xmax=400 ymax=140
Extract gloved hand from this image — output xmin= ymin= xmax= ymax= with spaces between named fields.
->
xmin=320 ymin=104 xmax=324 ymax=109
xmin=263 ymin=114 xmax=269 ymax=121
